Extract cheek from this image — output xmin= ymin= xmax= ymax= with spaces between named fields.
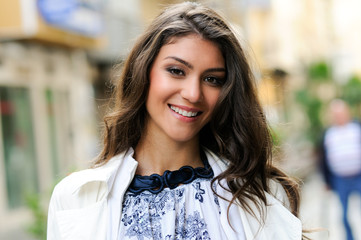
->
xmin=149 ymin=70 xmax=172 ymax=93
xmin=206 ymin=89 xmax=221 ymax=110
xmin=148 ymin=72 xmax=164 ymax=100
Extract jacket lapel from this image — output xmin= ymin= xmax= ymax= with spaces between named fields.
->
xmin=206 ymin=149 xmax=302 ymax=240
xmin=56 ymin=199 xmax=108 ymax=240
xmin=238 ymin=193 xmax=302 ymax=240
xmin=55 ymin=150 xmax=138 ymax=240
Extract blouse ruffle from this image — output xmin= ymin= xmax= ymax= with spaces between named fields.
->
xmin=119 ymin=178 xmax=228 ymax=240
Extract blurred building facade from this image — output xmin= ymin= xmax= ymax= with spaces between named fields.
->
xmin=244 ymin=0 xmax=361 ymax=112
xmin=0 ymin=0 xmax=105 ymax=238
xmin=0 ymin=0 xmax=361 ymax=239
xmin=244 ymin=0 xmax=361 ymax=178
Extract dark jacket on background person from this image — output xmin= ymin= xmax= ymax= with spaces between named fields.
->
xmin=319 ymin=120 xmax=361 ymax=189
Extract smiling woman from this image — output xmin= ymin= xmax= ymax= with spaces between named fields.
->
xmin=47 ymin=2 xmax=305 ymax=240
xmin=140 ymin=34 xmax=224 ymax=160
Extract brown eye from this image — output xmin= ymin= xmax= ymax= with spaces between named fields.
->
xmin=167 ymin=67 xmax=185 ymax=76
xmin=204 ymin=76 xmax=225 ymax=86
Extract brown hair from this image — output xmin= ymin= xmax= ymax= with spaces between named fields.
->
xmin=96 ymin=1 xmax=302 ymax=233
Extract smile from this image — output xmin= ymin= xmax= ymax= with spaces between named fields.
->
xmin=169 ymin=105 xmax=201 ymax=117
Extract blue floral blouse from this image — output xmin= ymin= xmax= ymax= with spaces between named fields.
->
xmin=118 ymin=178 xmax=228 ymax=240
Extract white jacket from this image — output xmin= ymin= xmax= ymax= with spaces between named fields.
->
xmin=47 ymin=149 xmax=302 ymax=240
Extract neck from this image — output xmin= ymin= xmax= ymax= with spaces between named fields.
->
xmin=134 ymin=132 xmax=203 ymax=176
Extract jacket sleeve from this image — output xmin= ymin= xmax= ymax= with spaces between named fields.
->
xmin=47 ymin=185 xmax=63 ymax=240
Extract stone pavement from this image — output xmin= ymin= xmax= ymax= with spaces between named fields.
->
xmin=300 ymin=172 xmax=361 ymax=240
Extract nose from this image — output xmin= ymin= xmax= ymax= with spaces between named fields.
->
xmin=180 ymin=77 xmax=203 ymax=103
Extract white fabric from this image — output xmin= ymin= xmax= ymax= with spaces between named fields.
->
xmin=118 ymin=178 xmax=245 ymax=239
xmin=47 ymin=149 xmax=302 ymax=240
xmin=114 ymin=150 xmax=245 ymax=240
xmin=324 ymin=122 xmax=361 ymax=176
xmin=208 ymin=152 xmax=246 ymax=240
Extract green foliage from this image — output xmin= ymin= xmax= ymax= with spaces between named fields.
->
xmin=296 ymin=62 xmax=361 ymax=148
xmin=295 ymin=61 xmax=334 ymax=146
xmin=342 ymin=75 xmax=361 ymax=107
xmin=307 ymin=61 xmax=331 ymax=82
xmin=25 ymin=193 xmax=47 ymax=240
xmin=295 ymin=89 xmax=323 ymax=144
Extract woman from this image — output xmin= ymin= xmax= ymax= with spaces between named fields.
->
xmin=47 ymin=2 xmax=303 ymax=239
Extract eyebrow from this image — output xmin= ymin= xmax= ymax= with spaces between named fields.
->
xmin=164 ymin=56 xmax=226 ymax=73
xmin=204 ymin=68 xmax=226 ymax=74
xmin=165 ymin=56 xmax=193 ymax=69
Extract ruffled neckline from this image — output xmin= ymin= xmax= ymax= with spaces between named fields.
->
xmin=128 ymin=150 xmax=214 ymax=194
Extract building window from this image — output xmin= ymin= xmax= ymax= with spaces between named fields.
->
xmin=46 ymin=89 xmax=60 ymax=177
xmin=46 ymin=88 xmax=73 ymax=179
xmin=0 ymin=87 xmax=38 ymax=208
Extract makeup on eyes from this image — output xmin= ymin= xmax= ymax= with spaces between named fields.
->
xmin=164 ymin=57 xmax=226 ymax=86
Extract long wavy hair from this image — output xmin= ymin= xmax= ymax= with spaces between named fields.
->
xmin=96 ymin=1 xmax=301 ymax=231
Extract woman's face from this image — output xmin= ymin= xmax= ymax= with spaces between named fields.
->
xmin=145 ymin=34 xmax=225 ymax=144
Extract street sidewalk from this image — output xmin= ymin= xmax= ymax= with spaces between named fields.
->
xmin=300 ymin=172 xmax=361 ymax=240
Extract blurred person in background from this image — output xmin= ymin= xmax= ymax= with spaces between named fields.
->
xmin=320 ymin=99 xmax=361 ymax=240
xmin=47 ymin=2 xmax=304 ymax=239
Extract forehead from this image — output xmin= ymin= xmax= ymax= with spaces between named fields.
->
xmin=153 ymin=36 xmax=225 ymax=73
xmin=158 ymin=34 xmax=223 ymax=61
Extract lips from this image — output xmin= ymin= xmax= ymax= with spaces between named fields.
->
xmin=169 ymin=104 xmax=202 ymax=118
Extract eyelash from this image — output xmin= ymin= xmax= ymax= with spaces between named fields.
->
xmin=166 ymin=67 xmax=225 ymax=86
xmin=167 ymin=67 xmax=185 ymax=76
xmin=204 ymin=76 xmax=225 ymax=86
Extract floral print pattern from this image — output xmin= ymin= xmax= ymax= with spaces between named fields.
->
xmin=120 ymin=178 xmax=219 ymax=239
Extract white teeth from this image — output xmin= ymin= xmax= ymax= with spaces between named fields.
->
xmin=170 ymin=105 xmax=198 ymax=117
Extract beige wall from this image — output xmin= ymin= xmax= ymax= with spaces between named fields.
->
xmin=0 ymin=0 xmax=23 ymax=36
xmin=0 ymin=0 xmax=103 ymax=49
xmin=0 ymin=42 xmax=98 ymax=238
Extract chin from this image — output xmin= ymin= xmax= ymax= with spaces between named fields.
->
xmin=168 ymin=132 xmax=199 ymax=143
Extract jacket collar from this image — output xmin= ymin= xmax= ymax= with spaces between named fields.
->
xmin=71 ymin=149 xmax=137 ymax=194
xmin=71 ymin=148 xmax=219 ymax=195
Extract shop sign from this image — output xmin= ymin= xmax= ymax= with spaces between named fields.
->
xmin=37 ymin=0 xmax=104 ymax=37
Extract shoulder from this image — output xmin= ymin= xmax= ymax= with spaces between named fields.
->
xmin=54 ymin=169 xmax=94 ymax=193
xmin=49 ymin=168 xmax=104 ymax=210
xmin=263 ymin=180 xmax=301 ymax=238
xmin=351 ymin=120 xmax=361 ymax=128
xmin=205 ymin=148 xmax=294 ymax=208
xmin=268 ymin=179 xmax=292 ymax=209
xmin=236 ymin=178 xmax=301 ymax=239
xmin=49 ymin=153 xmax=128 ymax=210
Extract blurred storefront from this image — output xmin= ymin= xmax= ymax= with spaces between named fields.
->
xmin=0 ymin=0 xmax=105 ymax=238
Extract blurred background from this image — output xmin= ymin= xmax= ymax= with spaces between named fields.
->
xmin=0 ymin=0 xmax=361 ymax=239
